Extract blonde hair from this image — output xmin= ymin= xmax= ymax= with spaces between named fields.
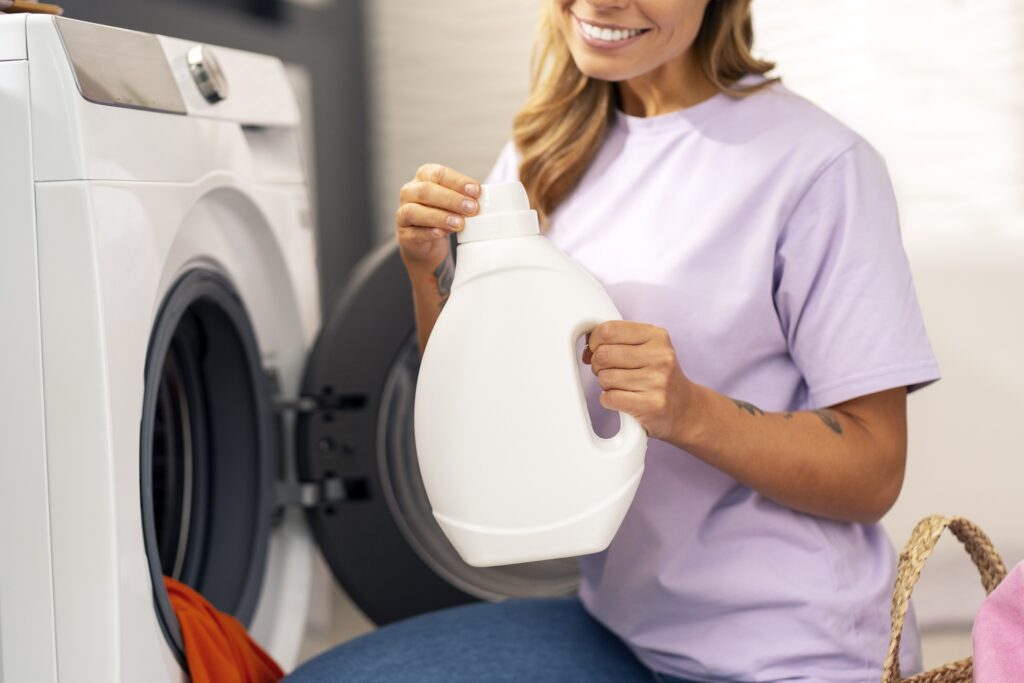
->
xmin=513 ymin=0 xmax=777 ymax=225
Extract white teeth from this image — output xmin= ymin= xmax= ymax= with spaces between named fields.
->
xmin=579 ymin=18 xmax=643 ymax=42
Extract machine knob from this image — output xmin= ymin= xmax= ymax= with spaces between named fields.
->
xmin=186 ymin=45 xmax=229 ymax=104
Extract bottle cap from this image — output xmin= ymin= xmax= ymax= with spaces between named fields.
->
xmin=458 ymin=182 xmax=540 ymax=244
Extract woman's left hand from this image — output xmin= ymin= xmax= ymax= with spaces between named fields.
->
xmin=583 ymin=321 xmax=701 ymax=442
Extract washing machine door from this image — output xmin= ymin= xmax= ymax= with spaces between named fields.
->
xmin=296 ymin=238 xmax=579 ymax=625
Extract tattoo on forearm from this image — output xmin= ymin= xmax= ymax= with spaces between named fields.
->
xmin=733 ymin=400 xmax=841 ymax=435
xmin=732 ymin=399 xmax=764 ymax=417
xmin=813 ymin=409 xmax=843 ymax=435
xmin=434 ymin=254 xmax=454 ymax=311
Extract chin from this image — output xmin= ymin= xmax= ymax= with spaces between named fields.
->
xmin=570 ymin=54 xmax=646 ymax=83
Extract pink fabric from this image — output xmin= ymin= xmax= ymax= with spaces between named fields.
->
xmin=973 ymin=561 xmax=1024 ymax=682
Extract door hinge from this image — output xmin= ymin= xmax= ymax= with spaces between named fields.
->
xmin=273 ymin=393 xmax=369 ymax=415
xmin=275 ymin=475 xmax=347 ymax=509
xmin=265 ymin=367 xmax=329 ymax=415
xmin=273 ymin=396 xmax=320 ymax=414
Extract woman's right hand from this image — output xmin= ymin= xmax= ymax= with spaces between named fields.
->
xmin=396 ymin=163 xmax=481 ymax=272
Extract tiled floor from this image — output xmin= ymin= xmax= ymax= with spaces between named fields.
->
xmin=296 ymin=554 xmax=374 ymax=664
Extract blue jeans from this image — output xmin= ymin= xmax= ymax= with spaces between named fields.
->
xmin=285 ymin=597 xmax=697 ymax=683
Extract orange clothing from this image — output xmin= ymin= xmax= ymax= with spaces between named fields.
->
xmin=163 ymin=577 xmax=284 ymax=683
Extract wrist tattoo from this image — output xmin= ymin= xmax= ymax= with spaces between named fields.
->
xmin=434 ymin=254 xmax=454 ymax=311
xmin=732 ymin=399 xmax=764 ymax=417
xmin=783 ymin=411 xmax=794 ymax=420
xmin=813 ymin=409 xmax=843 ymax=435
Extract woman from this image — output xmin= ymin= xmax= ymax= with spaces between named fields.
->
xmin=289 ymin=1 xmax=940 ymax=681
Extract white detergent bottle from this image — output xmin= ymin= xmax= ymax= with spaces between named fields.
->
xmin=414 ymin=181 xmax=648 ymax=567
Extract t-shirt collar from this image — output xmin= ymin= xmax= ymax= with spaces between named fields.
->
xmin=612 ymin=88 xmax=732 ymax=136
xmin=611 ymin=73 xmax=771 ymax=136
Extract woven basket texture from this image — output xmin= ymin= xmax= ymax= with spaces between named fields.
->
xmin=881 ymin=515 xmax=1007 ymax=683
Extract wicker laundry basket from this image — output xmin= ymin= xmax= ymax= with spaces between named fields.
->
xmin=881 ymin=515 xmax=1008 ymax=683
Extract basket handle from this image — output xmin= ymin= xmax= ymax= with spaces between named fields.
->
xmin=881 ymin=515 xmax=1008 ymax=683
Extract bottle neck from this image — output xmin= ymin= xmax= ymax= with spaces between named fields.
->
xmin=451 ymin=230 xmax=559 ymax=290
xmin=456 ymin=209 xmax=540 ymax=244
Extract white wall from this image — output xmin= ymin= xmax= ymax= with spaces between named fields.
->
xmin=754 ymin=0 xmax=1024 ymax=240
xmin=365 ymin=1 xmax=542 ymax=242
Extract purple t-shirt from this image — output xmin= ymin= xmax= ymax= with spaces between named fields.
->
xmin=485 ymin=79 xmax=940 ymax=682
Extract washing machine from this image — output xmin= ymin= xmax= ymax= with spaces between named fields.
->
xmin=0 ymin=15 xmax=576 ymax=682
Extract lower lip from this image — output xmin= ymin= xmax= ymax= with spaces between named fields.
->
xmin=573 ymin=15 xmax=647 ymax=51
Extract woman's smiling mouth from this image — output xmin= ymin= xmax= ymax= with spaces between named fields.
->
xmin=572 ymin=13 xmax=651 ymax=50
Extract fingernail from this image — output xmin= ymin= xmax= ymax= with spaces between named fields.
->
xmin=433 ymin=228 xmax=444 ymax=236
xmin=0 ymin=0 xmax=12 ymax=9
xmin=465 ymin=183 xmax=480 ymax=198
xmin=462 ymin=199 xmax=478 ymax=214
xmin=446 ymin=215 xmax=463 ymax=229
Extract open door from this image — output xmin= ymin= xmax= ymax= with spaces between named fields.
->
xmin=296 ymin=239 xmax=579 ymax=625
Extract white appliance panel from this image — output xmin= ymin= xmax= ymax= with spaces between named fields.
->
xmin=0 ymin=14 xmax=25 ymax=61
xmin=0 ymin=55 xmax=58 ymax=683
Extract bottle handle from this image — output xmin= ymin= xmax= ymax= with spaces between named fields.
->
xmin=571 ymin=318 xmax=648 ymax=458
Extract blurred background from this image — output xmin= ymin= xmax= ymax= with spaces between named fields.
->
xmin=57 ymin=0 xmax=1024 ymax=672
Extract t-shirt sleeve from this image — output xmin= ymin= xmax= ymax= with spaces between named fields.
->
xmin=482 ymin=140 xmax=521 ymax=185
xmin=773 ymin=138 xmax=941 ymax=409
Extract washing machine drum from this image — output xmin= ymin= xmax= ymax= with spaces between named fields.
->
xmin=138 ymin=239 xmax=579 ymax=660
